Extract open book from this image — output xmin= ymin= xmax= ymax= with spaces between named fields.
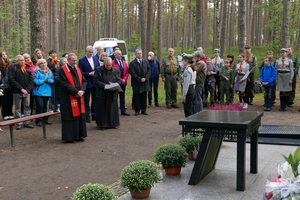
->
xmin=105 ymin=82 xmax=123 ymax=92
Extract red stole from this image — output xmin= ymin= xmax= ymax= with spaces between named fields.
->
xmin=63 ymin=65 xmax=85 ymax=117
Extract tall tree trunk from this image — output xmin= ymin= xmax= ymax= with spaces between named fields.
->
xmin=139 ymin=0 xmax=146 ymax=58
xmin=52 ymin=0 xmax=59 ymax=55
xmin=114 ymin=0 xmax=118 ymax=38
xmin=157 ymin=0 xmax=162 ymax=62
xmin=122 ymin=0 xmax=124 ymax=40
xmin=127 ymin=0 xmax=130 ymax=43
xmin=220 ymin=0 xmax=228 ymax=58
xmin=213 ymin=0 xmax=220 ymax=49
xmin=229 ymin=0 xmax=235 ymax=52
xmin=195 ymin=0 xmax=202 ymax=48
xmin=187 ymin=0 xmax=192 ymax=49
xmin=282 ymin=0 xmax=290 ymax=47
xmin=146 ymin=0 xmax=153 ymax=54
xmin=181 ymin=2 xmax=188 ymax=54
xmin=238 ymin=0 xmax=246 ymax=54
xmin=29 ymin=0 xmax=47 ymax=57
xmin=20 ymin=0 xmax=27 ymax=52
xmin=251 ymin=0 xmax=256 ymax=46
xmin=297 ymin=11 xmax=300 ymax=51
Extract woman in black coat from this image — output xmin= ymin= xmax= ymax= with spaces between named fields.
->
xmin=94 ymin=57 xmax=121 ymax=131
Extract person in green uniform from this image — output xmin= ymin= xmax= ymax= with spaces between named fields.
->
xmin=219 ymin=59 xmax=234 ymax=105
xmin=244 ymin=44 xmax=257 ymax=105
xmin=161 ymin=48 xmax=180 ymax=108
xmin=227 ymin=54 xmax=237 ymax=103
xmin=287 ymin=46 xmax=299 ymax=107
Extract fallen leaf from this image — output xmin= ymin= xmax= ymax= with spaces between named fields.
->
xmin=65 ymin=186 xmax=68 ymax=189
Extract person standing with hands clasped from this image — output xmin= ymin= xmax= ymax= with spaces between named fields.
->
xmin=219 ymin=60 xmax=234 ymax=105
xmin=260 ymin=57 xmax=276 ymax=111
xmin=275 ymin=48 xmax=294 ymax=111
xmin=234 ymin=54 xmax=250 ymax=109
xmin=181 ymin=54 xmax=196 ymax=117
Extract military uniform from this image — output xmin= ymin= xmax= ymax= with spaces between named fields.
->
xmin=219 ymin=66 xmax=234 ymax=104
xmin=161 ymin=56 xmax=180 ymax=107
xmin=229 ymin=62 xmax=237 ymax=102
xmin=244 ymin=54 xmax=257 ymax=104
xmin=275 ymin=57 xmax=294 ymax=111
xmin=211 ymin=56 xmax=224 ymax=102
xmin=287 ymin=54 xmax=299 ymax=106
xmin=259 ymin=58 xmax=277 ymax=104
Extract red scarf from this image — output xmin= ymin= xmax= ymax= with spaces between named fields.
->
xmin=63 ymin=65 xmax=85 ymax=117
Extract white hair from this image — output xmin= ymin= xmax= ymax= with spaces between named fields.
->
xmin=104 ymin=57 xmax=112 ymax=64
xmin=16 ymin=55 xmax=24 ymax=61
xmin=23 ymin=53 xmax=30 ymax=58
xmin=86 ymin=45 xmax=93 ymax=51
xmin=148 ymin=51 xmax=154 ymax=56
xmin=114 ymin=50 xmax=122 ymax=56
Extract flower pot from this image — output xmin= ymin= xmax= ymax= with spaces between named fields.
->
xmin=188 ymin=153 xmax=195 ymax=161
xmin=130 ymin=188 xmax=151 ymax=199
xmin=165 ymin=167 xmax=181 ymax=175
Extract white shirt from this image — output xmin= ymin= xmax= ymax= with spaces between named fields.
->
xmin=86 ymin=56 xmax=94 ymax=70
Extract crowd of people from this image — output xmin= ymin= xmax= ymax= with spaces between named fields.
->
xmin=0 ymin=44 xmax=299 ymax=143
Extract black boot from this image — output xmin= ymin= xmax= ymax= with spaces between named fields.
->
xmin=283 ymin=96 xmax=288 ymax=111
xmin=239 ymin=96 xmax=243 ymax=104
xmin=279 ymin=96 xmax=283 ymax=111
xmin=249 ymin=98 xmax=253 ymax=105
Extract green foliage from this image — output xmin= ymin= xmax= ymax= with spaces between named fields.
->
xmin=71 ymin=183 xmax=117 ymax=200
xmin=120 ymin=160 xmax=159 ymax=193
xmin=282 ymin=147 xmax=300 ymax=178
xmin=177 ymin=133 xmax=203 ymax=153
xmin=128 ymin=30 xmax=141 ymax=49
xmin=153 ymin=143 xmax=188 ymax=169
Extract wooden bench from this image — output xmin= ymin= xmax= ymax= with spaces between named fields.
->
xmin=0 ymin=112 xmax=60 ymax=147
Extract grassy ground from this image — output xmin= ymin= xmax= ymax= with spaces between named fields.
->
xmin=64 ymin=46 xmax=300 ymax=106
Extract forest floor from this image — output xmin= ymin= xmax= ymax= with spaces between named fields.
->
xmin=0 ymin=96 xmax=300 ymax=199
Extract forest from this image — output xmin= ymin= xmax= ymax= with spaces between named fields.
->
xmin=0 ymin=0 xmax=299 ymax=61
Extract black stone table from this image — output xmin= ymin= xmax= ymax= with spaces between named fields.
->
xmin=179 ymin=110 xmax=263 ymax=191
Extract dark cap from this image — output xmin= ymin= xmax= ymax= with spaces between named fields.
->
xmin=182 ymin=53 xmax=193 ymax=60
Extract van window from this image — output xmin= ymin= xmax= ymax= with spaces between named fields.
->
xmin=117 ymin=43 xmax=127 ymax=55
xmin=104 ymin=47 xmax=113 ymax=56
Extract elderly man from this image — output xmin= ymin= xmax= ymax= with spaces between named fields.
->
xmin=59 ymin=53 xmax=87 ymax=143
xmin=129 ymin=49 xmax=151 ymax=116
xmin=112 ymin=50 xmax=130 ymax=116
xmin=78 ymin=45 xmax=100 ymax=123
xmin=275 ymin=48 xmax=294 ymax=111
xmin=9 ymin=55 xmax=34 ymax=130
xmin=194 ymin=51 xmax=207 ymax=112
xmin=147 ymin=51 xmax=161 ymax=107
xmin=110 ymin=46 xmax=125 ymax=61
xmin=162 ymin=48 xmax=180 ymax=108
xmin=94 ymin=46 xmax=104 ymax=60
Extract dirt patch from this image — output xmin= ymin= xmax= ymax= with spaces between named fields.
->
xmin=0 ymin=99 xmax=299 ymax=199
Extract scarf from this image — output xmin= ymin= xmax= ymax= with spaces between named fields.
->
xmin=50 ymin=57 xmax=58 ymax=65
xmin=282 ymin=60 xmax=285 ymax=69
xmin=42 ymin=68 xmax=51 ymax=74
xmin=170 ymin=57 xmax=174 ymax=74
xmin=239 ymin=62 xmax=242 ymax=73
xmin=16 ymin=62 xmax=27 ymax=74
xmin=3 ymin=62 xmax=8 ymax=68
xmin=25 ymin=61 xmax=33 ymax=68
xmin=246 ymin=56 xmax=249 ymax=63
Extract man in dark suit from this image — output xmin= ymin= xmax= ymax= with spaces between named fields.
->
xmin=129 ymin=49 xmax=151 ymax=116
xmin=78 ymin=45 xmax=100 ymax=122
xmin=94 ymin=46 xmax=104 ymax=60
xmin=109 ymin=46 xmax=125 ymax=61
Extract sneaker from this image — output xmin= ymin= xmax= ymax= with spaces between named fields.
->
xmin=268 ymin=106 xmax=272 ymax=111
xmin=243 ymin=103 xmax=248 ymax=109
xmin=9 ymin=116 xmax=14 ymax=119
xmin=3 ymin=116 xmax=9 ymax=120
xmin=21 ymin=114 xmax=24 ymax=117
xmin=264 ymin=106 xmax=268 ymax=111
xmin=0 ymin=128 xmax=2 ymax=131
xmin=240 ymin=103 xmax=244 ymax=106
xmin=16 ymin=124 xmax=22 ymax=130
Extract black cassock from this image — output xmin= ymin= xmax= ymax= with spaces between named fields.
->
xmin=94 ymin=66 xmax=120 ymax=128
xmin=59 ymin=64 xmax=87 ymax=141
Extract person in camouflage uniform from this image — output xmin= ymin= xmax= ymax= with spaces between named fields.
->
xmin=219 ymin=59 xmax=234 ymax=105
xmin=244 ymin=44 xmax=257 ymax=105
xmin=161 ymin=48 xmax=180 ymax=109
xmin=227 ymin=54 xmax=237 ymax=103
xmin=287 ymin=46 xmax=299 ymax=107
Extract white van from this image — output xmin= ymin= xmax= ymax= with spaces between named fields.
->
xmin=92 ymin=38 xmax=128 ymax=63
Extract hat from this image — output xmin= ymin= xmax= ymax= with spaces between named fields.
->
xmin=182 ymin=53 xmax=193 ymax=60
xmin=68 ymin=53 xmax=76 ymax=57
xmin=280 ymin=48 xmax=287 ymax=53
xmin=214 ymin=49 xmax=220 ymax=53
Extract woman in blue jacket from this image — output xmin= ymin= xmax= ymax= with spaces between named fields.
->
xmin=33 ymin=59 xmax=54 ymax=126
xmin=260 ymin=57 xmax=276 ymax=111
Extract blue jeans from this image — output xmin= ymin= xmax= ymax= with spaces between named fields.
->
xmin=35 ymin=96 xmax=49 ymax=123
xmin=264 ymin=86 xmax=274 ymax=107
xmin=195 ymin=83 xmax=204 ymax=112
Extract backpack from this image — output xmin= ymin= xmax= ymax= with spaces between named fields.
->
xmin=254 ymin=81 xmax=262 ymax=94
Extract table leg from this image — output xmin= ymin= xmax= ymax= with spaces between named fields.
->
xmin=10 ymin=125 xmax=14 ymax=147
xmin=42 ymin=118 xmax=46 ymax=139
xmin=250 ymin=129 xmax=258 ymax=173
xmin=237 ymin=134 xmax=246 ymax=191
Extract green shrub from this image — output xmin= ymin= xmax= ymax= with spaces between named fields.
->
xmin=71 ymin=183 xmax=117 ymax=200
xmin=121 ymin=160 xmax=159 ymax=193
xmin=177 ymin=133 xmax=203 ymax=153
xmin=153 ymin=143 xmax=188 ymax=169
